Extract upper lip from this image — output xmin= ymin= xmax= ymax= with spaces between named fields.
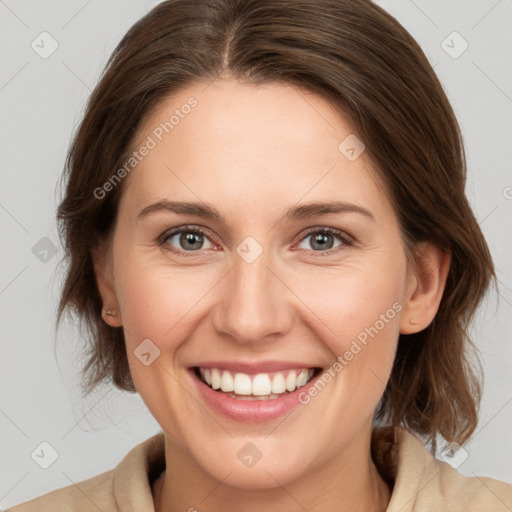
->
xmin=191 ymin=360 xmax=322 ymax=373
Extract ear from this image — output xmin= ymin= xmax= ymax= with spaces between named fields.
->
xmin=92 ymin=238 xmax=123 ymax=328
xmin=399 ymin=242 xmax=450 ymax=334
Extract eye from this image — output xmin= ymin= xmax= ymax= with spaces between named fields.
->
xmin=158 ymin=225 xmax=353 ymax=258
xmin=296 ymin=227 xmax=352 ymax=254
xmin=159 ymin=225 xmax=216 ymax=256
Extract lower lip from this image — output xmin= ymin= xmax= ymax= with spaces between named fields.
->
xmin=189 ymin=367 xmax=322 ymax=422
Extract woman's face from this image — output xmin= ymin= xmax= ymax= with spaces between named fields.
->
xmin=96 ymin=78 xmax=420 ymax=487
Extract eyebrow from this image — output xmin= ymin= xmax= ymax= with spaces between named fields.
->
xmin=137 ymin=200 xmax=375 ymax=223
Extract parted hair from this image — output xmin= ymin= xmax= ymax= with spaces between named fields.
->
xmin=56 ymin=0 xmax=495 ymax=447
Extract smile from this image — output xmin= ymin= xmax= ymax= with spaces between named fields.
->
xmin=194 ymin=366 xmax=321 ymax=400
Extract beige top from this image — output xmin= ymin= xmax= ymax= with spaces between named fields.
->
xmin=6 ymin=426 xmax=512 ymax=512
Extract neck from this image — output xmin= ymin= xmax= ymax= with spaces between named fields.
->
xmin=153 ymin=429 xmax=391 ymax=512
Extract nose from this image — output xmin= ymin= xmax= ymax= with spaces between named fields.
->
xmin=212 ymin=247 xmax=292 ymax=345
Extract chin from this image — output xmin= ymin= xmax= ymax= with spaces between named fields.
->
xmin=193 ymin=441 xmax=313 ymax=490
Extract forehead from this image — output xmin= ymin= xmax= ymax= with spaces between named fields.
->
xmin=120 ymin=78 xmax=389 ymax=222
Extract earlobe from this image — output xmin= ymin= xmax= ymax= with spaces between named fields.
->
xmin=399 ymin=242 xmax=450 ymax=335
xmin=92 ymin=241 xmax=123 ymax=328
xmin=101 ymin=307 xmax=122 ymax=327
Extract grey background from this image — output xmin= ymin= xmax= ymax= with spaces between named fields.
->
xmin=1 ymin=0 xmax=511 ymax=508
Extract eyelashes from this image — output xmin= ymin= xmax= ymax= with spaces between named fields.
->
xmin=294 ymin=226 xmax=353 ymax=254
xmin=159 ymin=225 xmax=217 ymax=257
xmin=157 ymin=224 xmax=354 ymax=258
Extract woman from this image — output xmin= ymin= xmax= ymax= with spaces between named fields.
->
xmin=7 ymin=0 xmax=512 ymax=510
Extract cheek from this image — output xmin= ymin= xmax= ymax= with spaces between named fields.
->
xmin=292 ymin=256 xmax=405 ymax=409
xmin=117 ymin=263 xmax=215 ymax=343
xmin=112 ymin=252 xmax=220 ymax=432
xmin=296 ymin=259 xmax=405 ymax=345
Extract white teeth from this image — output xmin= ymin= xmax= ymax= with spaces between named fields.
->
xmin=220 ymin=371 xmax=234 ymax=392
xmin=233 ymin=373 xmax=252 ymax=395
xmin=252 ymin=373 xmax=272 ymax=396
xmin=225 ymin=392 xmax=284 ymax=401
xmin=271 ymin=373 xmax=286 ymax=394
xmin=285 ymin=372 xmax=296 ymax=392
xmin=197 ymin=367 xmax=316 ymax=397
xmin=211 ymin=368 xmax=221 ymax=390
xmin=296 ymin=370 xmax=309 ymax=388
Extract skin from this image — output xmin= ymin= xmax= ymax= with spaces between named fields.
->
xmin=94 ymin=76 xmax=450 ymax=512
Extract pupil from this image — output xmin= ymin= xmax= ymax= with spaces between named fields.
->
xmin=312 ymin=233 xmax=333 ymax=250
xmin=181 ymin=232 xmax=202 ymax=250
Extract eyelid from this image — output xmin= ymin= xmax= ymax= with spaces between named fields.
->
xmin=159 ymin=224 xmax=216 ymax=242
xmin=298 ymin=225 xmax=354 ymax=245
xmin=158 ymin=224 xmax=219 ymax=254
xmin=291 ymin=226 xmax=354 ymax=257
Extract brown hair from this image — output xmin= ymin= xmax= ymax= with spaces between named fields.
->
xmin=56 ymin=0 xmax=495 ymax=447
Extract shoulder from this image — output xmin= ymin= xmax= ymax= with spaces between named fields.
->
xmin=5 ymin=469 xmax=116 ymax=512
xmin=5 ymin=431 xmax=165 ymax=512
xmin=372 ymin=426 xmax=512 ymax=512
